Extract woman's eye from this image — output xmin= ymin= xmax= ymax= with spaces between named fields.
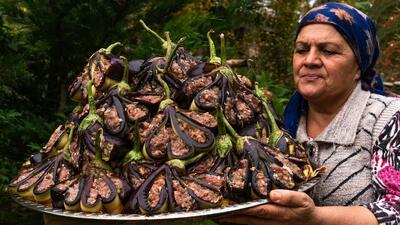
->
xmin=322 ymin=49 xmax=337 ymax=55
xmin=294 ymin=48 xmax=308 ymax=54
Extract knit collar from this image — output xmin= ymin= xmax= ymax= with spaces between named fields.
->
xmin=296 ymin=82 xmax=370 ymax=145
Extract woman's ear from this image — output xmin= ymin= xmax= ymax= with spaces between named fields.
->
xmin=355 ymin=68 xmax=361 ymax=80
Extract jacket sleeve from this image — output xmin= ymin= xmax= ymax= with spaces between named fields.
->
xmin=367 ymin=111 xmax=400 ymax=225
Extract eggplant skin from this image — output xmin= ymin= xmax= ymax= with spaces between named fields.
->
xmin=64 ymin=177 xmax=85 ymax=211
xmin=137 ymin=166 xmax=169 ymax=215
xmin=80 ymin=176 xmax=103 ymax=213
xmin=183 ymin=177 xmax=223 ymax=209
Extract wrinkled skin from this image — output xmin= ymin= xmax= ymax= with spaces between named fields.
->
xmin=217 ymin=190 xmax=316 ymax=225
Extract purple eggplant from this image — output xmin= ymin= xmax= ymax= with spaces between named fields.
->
xmin=137 ymin=165 xmax=169 ymax=214
xmin=181 ymin=176 xmax=223 ymax=209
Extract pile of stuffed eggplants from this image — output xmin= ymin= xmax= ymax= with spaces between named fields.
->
xmin=9 ymin=21 xmax=323 ymax=215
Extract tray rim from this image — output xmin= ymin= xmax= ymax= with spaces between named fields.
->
xmin=11 ymin=177 xmax=319 ymax=221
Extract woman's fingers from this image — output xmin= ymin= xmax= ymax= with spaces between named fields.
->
xmin=268 ymin=189 xmax=313 ymax=208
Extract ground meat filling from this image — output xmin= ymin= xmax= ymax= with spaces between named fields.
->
xmin=170 ymin=61 xmax=187 ymax=83
xmin=224 ymin=97 xmax=236 ymax=125
xmin=237 ymin=98 xmax=253 ymax=123
xmin=255 ymin=171 xmax=269 ymax=196
xmin=87 ymin=179 xmax=100 ymax=205
xmin=267 ymin=148 xmax=304 ymax=180
xmin=92 ymin=57 xmax=112 ymax=88
xmin=185 ymin=76 xmax=213 ymax=96
xmin=149 ymin=126 xmax=172 ymax=158
xmin=148 ymin=175 xmax=166 ymax=208
xmin=69 ymin=135 xmax=81 ymax=167
xmin=172 ymin=180 xmax=194 ymax=211
xmin=97 ymin=178 xmax=112 ymax=200
xmin=55 ymin=178 xmax=77 ymax=192
xmin=126 ymin=103 xmax=147 ymax=121
xmin=11 ymin=168 xmax=35 ymax=185
xmin=237 ymin=75 xmax=252 ymax=88
xmin=57 ymin=164 xmax=71 ymax=183
xmin=19 ymin=170 xmax=46 ymax=190
xmin=184 ymin=111 xmax=217 ymax=128
xmin=100 ymin=135 xmax=115 ymax=161
xmin=136 ymin=164 xmax=153 ymax=177
xmin=140 ymin=114 xmax=164 ymax=143
xmin=230 ymin=159 xmax=247 ymax=189
xmin=198 ymin=86 xmax=220 ymax=107
xmin=178 ymin=120 xmax=207 ymax=144
xmin=186 ymin=181 xmax=222 ymax=204
xmin=65 ymin=181 xmax=80 ymax=202
xmin=240 ymin=92 xmax=261 ymax=113
xmin=129 ymin=175 xmax=144 ymax=190
xmin=36 ymin=170 xmax=54 ymax=192
xmin=196 ymin=174 xmax=225 ymax=190
xmin=170 ymin=132 xmax=190 ymax=157
xmin=192 ymin=157 xmax=214 ymax=173
xmin=138 ymin=83 xmax=164 ymax=94
xmin=271 ymin=165 xmax=295 ymax=189
xmin=43 ymin=125 xmax=64 ymax=152
xmin=104 ymin=106 xmax=121 ymax=131
xmin=136 ymin=95 xmax=164 ymax=104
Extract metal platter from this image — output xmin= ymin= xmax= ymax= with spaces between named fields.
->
xmin=11 ymin=177 xmax=319 ymax=223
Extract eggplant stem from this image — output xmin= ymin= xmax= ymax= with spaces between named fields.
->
xmin=94 ymin=129 xmax=112 ymax=171
xmin=123 ymin=122 xmax=143 ymax=164
xmin=167 ymin=152 xmax=206 ymax=172
xmin=112 ymin=56 xmax=132 ymax=95
xmin=156 ymin=34 xmax=185 ymax=102
xmin=104 ymin=42 xmax=122 ymax=54
xmin=78 ymin=81 xmax=103 ymax=132
xmin=139 ymin=20 xmax=169 ymax=51
xmin=156 ymin=73 xmax=171 ymax=100
xmin=220 ymin=33 xmax=226 ymax=66
xmin=254 ymin=83 xmax=280 ymax=134
xmin=63 ymin=126 xmax=75 ymax=162
xmin=221 ymin=110 xmax=240 ymax=140
xmin=207 ymin=30 xmax=221 ymax=65
xmin=217 ymin=106 xmax=226 ymax=135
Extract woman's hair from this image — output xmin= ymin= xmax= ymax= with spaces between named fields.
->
xmin=283 ymin=2 xmax=384 ymax=137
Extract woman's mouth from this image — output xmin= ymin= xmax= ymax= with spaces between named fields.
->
xmin=299 ymin=74 xmax=322 ymax=82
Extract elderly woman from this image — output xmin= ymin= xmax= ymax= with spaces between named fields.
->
xmin=219 ymin=2 xmax=400 ymax=225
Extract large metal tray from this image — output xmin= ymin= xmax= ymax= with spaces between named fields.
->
xmin=11 ymin=177 xmax=319 ymax=223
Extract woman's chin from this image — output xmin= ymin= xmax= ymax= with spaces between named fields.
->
xmin=298 ymin=88 xmax=324 ymax=101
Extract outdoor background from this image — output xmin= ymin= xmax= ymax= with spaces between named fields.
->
xmin=1 ymin=0 xmax=399 ymax=224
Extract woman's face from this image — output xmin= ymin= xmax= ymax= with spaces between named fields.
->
xmin=293 ymin=24 xmax=360 ymax=104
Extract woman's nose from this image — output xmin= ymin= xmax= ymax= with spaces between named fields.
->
xmin=304 ymin=48 xmax=322 ymax=67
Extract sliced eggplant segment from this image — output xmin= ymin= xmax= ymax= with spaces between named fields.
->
xmin=250 ymin=163 xmax=271 ymax=199
xmin=98 ymin=175 xmax=123 ymax=214
xmin=193 ymin=75 xmax=224 ymax=112
xmin=182 ymin=110 xmax=217 ymax=130
xmin=143 ymin=114 xmax=170 ymax=161
xmin=171 ymin=108 xmax=215 ymax=151
xmin=182 ymin=74 xmax=214 ymax=96
xmin=42 ymin=125 xmax=69 ymax=154
xmin=80 ymin=175 xmax=103 ymax=213
xmin=137 ymin=166 xmax=168 ymax=214
xmin=64 ymin=176 xmax=85 ymax=211
xmin=226 ymin=158 xmax=250 ymax=193
xmin=182 ymin=176 xmax=223 ymax=209
xmin=103 ymin=93 xmax=127 ymax=135
xmin=15 ymin=160 xmax=54 ymax=200
xmin=166 ymin=168 xmax=197 ymax=212
xmin=50 ymin=177 xmax=78 ymax=209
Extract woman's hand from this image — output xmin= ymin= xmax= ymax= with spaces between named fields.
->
xmin=217 ymin=189 xmax=318 ymax=225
